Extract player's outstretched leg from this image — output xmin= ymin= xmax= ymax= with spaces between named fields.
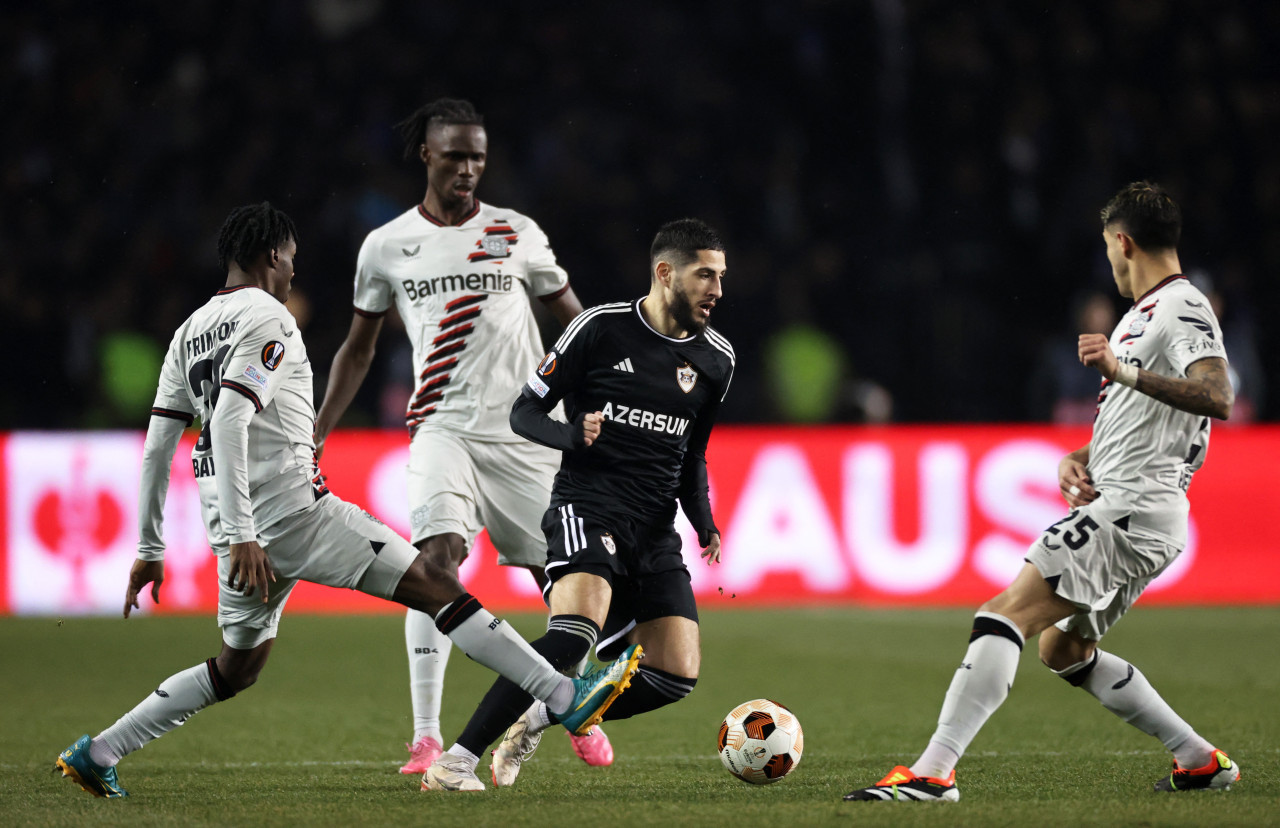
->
xmin=843 ymin=767 xmax=959 ymax=802
xmin=54 ymin=735 xmax=128 ymax=799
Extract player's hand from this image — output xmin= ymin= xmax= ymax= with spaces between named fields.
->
xmin=700 ymin=532 xmax=722 ymax=565
xmin=1078 ymin=333 xmax=1119 ymax=379
xmin=313 ymin=427 xmax=329 ymax=460
xmin=581 ymin=411 xmax=604 ymax=447
xmin=1058 ymin=454 xmax=1098 ymax=507
xmin=124 ymin=559 xmax=165 ymax=618
xmin=228 ymin=541 xmax=276 ymax=603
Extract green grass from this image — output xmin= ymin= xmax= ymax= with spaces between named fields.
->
xmin=4 ymin=608 xmax=1278 ymax=827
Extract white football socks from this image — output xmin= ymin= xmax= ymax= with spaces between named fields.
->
xmin=435 ymin=600 xmax=573 ymax=714
xmin=1077 ymin=650 xmax=1214 ymax=768
xmin=912 ymin=611 xmax=1025 ymax=779
xmin=405 ymin=608 xmax=450 ymax=742
xmin=92 ymin=662 xmax=221 ymax=767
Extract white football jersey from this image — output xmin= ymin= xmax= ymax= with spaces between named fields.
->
xmin=151 ymin=285 xmax=324 ymax=550
xmin=353 ymin=201 xmax=569 ymax=440
xmin=1089 ymin=275 xmax=1227 ymax=544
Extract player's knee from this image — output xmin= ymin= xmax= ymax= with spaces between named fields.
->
xmin=393 ymin=554 xmax=465 ymax=616
xmin=415 ymin=534 xmax=466 ymax=571
xmin=1038 ymin=631 xmax=1095 ymax=674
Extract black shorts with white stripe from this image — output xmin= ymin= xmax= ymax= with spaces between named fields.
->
xmin=540 ymin=502 xmax=697 ymax=660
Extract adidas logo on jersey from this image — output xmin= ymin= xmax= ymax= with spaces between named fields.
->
xmin=613 ymin=358 xmax=635 ymax=373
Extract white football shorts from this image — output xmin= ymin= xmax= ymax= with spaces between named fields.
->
xmin=216 ymin=495 xmax=418 ymax=649
xmin=1024 ymin=495 xmax=1181 ymax=641
xmin=406 ymin=427 xmax=558 ymax=568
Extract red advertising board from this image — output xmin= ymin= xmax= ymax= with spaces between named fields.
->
xmin=3 ymin=426 xmax=1278 ymax=616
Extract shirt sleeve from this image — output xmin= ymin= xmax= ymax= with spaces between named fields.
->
xmin=217 ymin=310 xmax=304 ymax=414
xmin=352 ymin=233 xmax=392 ymax=316
xmin=521 ymin=218 xmax=570 ymax=299
xmin=521 ymin=309 xmax=596 ymax=407
xmin=1166 ymin=304 xmax=1227 ymax=375
xmin=150 ymin=330 xmax=197 ymax=423
xmin=136 ymin=414 xmax=187 ymax=561
xmin=210 ymin=389 xmax=258 ymax=543
xmin=677 ymin=398 xmax=721 ymax=544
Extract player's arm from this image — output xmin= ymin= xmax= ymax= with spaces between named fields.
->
xmin=540 ymin=285 xmax=584 ymax=327
xmin=510 ymin=391 xmax=602 ymax=451
xmin=1058 ymin=442 xmax=1096 ymax=508
xmin=208 ymin=388 xmax=276 ymax=603
xmin=127 ymin=407 xmax=193 ymax=617
xmin=678 ymin=400 xmax=722 ymax=563
xmin=314 ymin=311 xmax=385 ymax=456
xmin=1078 ymin=334 xmax=1233 ymax=419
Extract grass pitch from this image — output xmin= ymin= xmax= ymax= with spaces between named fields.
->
xmin=4 ymin=607 xmax=1277 ymax=827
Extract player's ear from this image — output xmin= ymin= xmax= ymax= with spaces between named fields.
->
xmin=654 ymin=260 xmax=672 ymax=286
xmin=1118 ymin=232 xmax=1136 ymax=259
xmin=419 ymin=143 xmax=430 ymax=164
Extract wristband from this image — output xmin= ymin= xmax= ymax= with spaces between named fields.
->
xmin=1114 ymin=362 xmax=1139 ymax=388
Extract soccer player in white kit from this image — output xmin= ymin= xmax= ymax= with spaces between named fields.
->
xmin=313 ymin=99 xmax=613 ymax=774
xmin=845 ymin=182 xmax=1240 ymax=802
xmin=53 ymin=203 xmax=640 ymax=799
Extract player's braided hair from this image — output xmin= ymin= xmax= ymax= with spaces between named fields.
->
xmin=650 ymin=218 xmax=725 ymax=269
xmin=1100 ymin=181 xmax=1181 ymax=251
xmin=216 ymin=202 xmax=298 ymax=273
xmin=396 ymin=98 xmax=485 ymax=160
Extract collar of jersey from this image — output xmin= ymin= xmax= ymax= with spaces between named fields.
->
xmin=417 ymin=200 xmax=482 ymax=227
xmin=216 ymin=284 xmax=263 ymax=296
xmin=1132 ymin=273 xmax=1186 ymax=306
xmin=635 ymin=297 xmax=696 ymax=343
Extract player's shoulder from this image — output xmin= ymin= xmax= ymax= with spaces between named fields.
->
xmin=699 ymin=325 xmax=736 ymax=373
xmin=554 ymin=300 xmax=634 ymax=349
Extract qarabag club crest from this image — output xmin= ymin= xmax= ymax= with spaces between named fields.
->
xmin=676 ymin=363 xmax=698 ymax=393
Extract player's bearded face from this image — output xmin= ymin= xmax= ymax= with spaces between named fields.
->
xmin=670 ymin=279 xmax=705 ymax=333
xmin=666 ymin=250 xmax=725 ymax=334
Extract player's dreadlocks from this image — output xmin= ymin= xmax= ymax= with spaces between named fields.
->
xmin=396 ymin=98 xmax=485 ymax=160
xmin=216 ymin=202 xmax=298 ymax=273
xmin=650 ymin=218 xmax=725 ymax=269
xmin=1100 ymin=181 xmax=1182 ymax=251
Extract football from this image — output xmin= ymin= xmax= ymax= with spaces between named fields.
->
xmin=716 ymin=699 xmax=803 ymax=784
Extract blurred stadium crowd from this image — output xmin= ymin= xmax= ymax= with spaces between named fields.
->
xmin=3 ymin=0 xmax=1275 ymax=429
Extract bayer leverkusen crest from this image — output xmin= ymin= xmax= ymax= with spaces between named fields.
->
xmin=676 ymin=363 xmax=698 ymax=393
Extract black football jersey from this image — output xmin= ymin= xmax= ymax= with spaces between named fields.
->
xmin=522 ymin=298 xmax=734 ymax=522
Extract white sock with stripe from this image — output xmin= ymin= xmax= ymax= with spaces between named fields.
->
xmin=912 ymin=611 xmax=1024 ymax=779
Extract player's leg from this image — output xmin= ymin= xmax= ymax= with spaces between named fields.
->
xmin=401 ymin=430 xmax=480 ymax=772
xmin=476 ymin=440 xmax=612 ymax=765
xmin=56 ymin=559 xmax=295 ymax=798
xmin=844 ymin=561 xmax=1075 ymax=802
xmin=1040 ymin=549 xmax=1238 ymax=792
xmin=434 ymin=569 xmax=615 ymax=790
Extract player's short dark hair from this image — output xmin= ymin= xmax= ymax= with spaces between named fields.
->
xmin=650 ymin=218 xmax=725 ymax=269
xmin=396 ymin=98 xmax=485 ymax=160
xmin=1100 ymin=181 xmax=1181 ymax=251
xmin=216 ymin=202 xmax=298 ymax=273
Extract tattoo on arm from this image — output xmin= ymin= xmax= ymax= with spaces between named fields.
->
xmin=1135 ymin=357 xmax=1234 ymax=419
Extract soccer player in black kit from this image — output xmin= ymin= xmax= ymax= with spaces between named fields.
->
xmin=425 ymin=218 xmax=734 ymax=791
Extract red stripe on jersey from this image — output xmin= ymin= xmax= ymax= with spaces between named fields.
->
xmin=1134 ymin=274 xmax=1186 ymax=305
xmin=215 ymin=285 xmax=260 ymax=296
xmin=409 ymin=392 xmax=443 ymax=413
xmin=438 ymin=307 xmax=481 ymax=329
xmin=538 ymin=284 xmax=571 ymax=303
xmin=418 ymin=375 xmax=451 ymax=393
xmin=485 ymin=224 xmax=514 ymax=234
xmin=426 ymin=341 xmax=466 ymax=362
xmin=151 ymin=407 xmax=195 ymax=424
xmin=220 ymin=380 xmax=263 ymax=412
xmin=467 ymin=250 xmax=505 ymax=262
xmin=419 ymin=357 xmax=457 ymax=381
xmin=445 ymin=294 xmax=487 ymax=312
xmin=433 ymin=324 xmax=473 ymax=346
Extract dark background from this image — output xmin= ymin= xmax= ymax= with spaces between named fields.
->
xmin=3 ymin=0 xmax=1274 ymax=429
